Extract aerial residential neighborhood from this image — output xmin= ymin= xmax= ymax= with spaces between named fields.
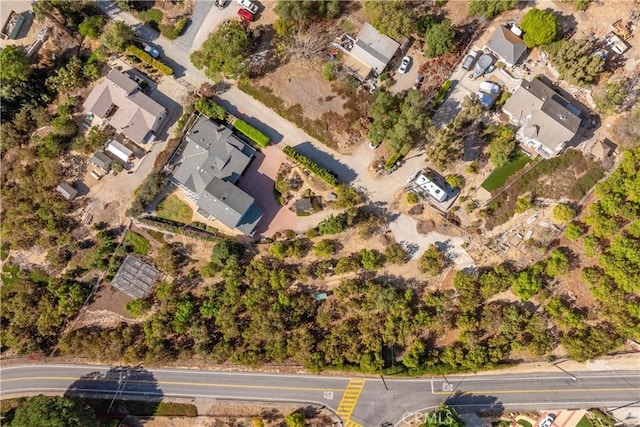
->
xmin=1 ymin=0 xmax=639 ymax=426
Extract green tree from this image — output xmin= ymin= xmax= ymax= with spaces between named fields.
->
xmin=519 ymin=8 xmax=558 ymax=47
xmin=359 ymin=249 xmax=384 ymax=270
xmin=274 ymin=0 xmax=340 ymax=22
xmin=422 ymin=404 xmax=464 ymax=427
xmin=78 ymin=15 xmax=104 ymax=40
xmin=419 ymin=245 xmax=446 ymax=276
xmin=594 ymin=79 xmax=628 ymax=115
xmin=313 ymin=240 xmax=336 ymax=258
xmin=513 ymin=265 xmax=544 ymax=300
xmin=11 ymin=395 xmax=98 ymax=427
xmin=101 ymin=21 xmax=135 ymax=53
xmin=564 ymin=222 xmax=585 ymax=240
xmin=46 ymin=56 xmax=87 ymax=93
xmin=402 ymin=339 xmax=426 ymax=369
xmin=486 ymin=124 xmax=515 ymax=167
xmin=190 ymin=21 xmax=251 ymax=79
xmin=515 ymin=194 xmax=533 ymax=213
xmin=445 ymin=174 xmax=465 ymax=189
xmin=384 ymin=243 xmax=407 ymax=265
xmin=363 ymin=1 xmax=413 ymax=39
xmin=125 ymin=298 xmax=151 ymax=318
xmin=545 ymin=249 xmax=570 ymax=277
xmin=546 ymin=38 xmax=603 ymax=86
xmin=424 ymin=20 xmax=456 ymax=58
xmin=553 ymin=203 xmax=576 ymax=222
xmin=468 ymin=0 xmax=518 ymax=18
xmin=0 ymin=46 xmax=33 ymax=101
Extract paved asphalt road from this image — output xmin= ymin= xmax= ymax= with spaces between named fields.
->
xmin=1 ymin=365 xmax=638 ymax=426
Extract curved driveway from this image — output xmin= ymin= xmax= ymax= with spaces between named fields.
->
xmin=1 ymin=364 xmax=638 ymax=426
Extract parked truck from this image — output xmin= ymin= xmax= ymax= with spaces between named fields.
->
xmin=237 ymin=0 xmax=258 ymax=15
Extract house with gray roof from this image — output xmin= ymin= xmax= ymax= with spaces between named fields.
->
xmin=83 ymin=70 xmax=167 ymax=144
xmin=91 ymin=152 xmax=112 ymax=172
xmin=111 ymin=254 xmax=160 ymax=299
xmin=503 ymin=78 xmax=583 ymax=158
xmin=169 ymin=116 xmax=263 ymax=235
xmin=340 ymin=23 xmax=400 ymax=80
xmin=484 ymin=25 xmax=527 ymax=67
xmin=56 ymin=182 xmax=78 ymax=200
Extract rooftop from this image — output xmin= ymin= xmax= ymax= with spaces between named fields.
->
xmin=349 ymin=23 xmax=400 ymax=75
xmin=485 ymin=25 xmax=527 ymax=67
xmin=111 ymin=254 xmax=160 ymax=299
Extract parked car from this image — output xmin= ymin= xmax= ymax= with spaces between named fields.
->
xmin=143 ymin=44 xmax=160 ymax=58
xmin=538 ymin=414 xmax=556 ymax=427
xmin=237 ymin=7 xmax=254 ymax=22
xmin=461 ymin=50 xmax=478 ymax=70
xmin=398 ymin=56 xmax=411 ymax=74
xmin=237 ymin=0 xmax=258 ymax=14
xmin=215 ymin=0 xmax=226 ymax=9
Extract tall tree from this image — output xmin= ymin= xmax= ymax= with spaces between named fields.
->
xmin=545 ymin=38 xmax=603 ymax=86
xmin=519 ymin=8 xmax=558 ymax=47
xmin=468 ymin=0 xmax=518 ymax=18
xmin=0 ymin=46 xmax=33 ymax=101
xmin=424 ymin=20 xmax=456 ymax=58
xmin=363 ymin=1 xmax=413 ymax=39
xmin=190 ymin=21 xmax=251 ymax=79
xmin=101 ymin=21 xmax=135 ymax=53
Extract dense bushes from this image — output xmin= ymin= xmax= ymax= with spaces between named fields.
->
xmin=126 ymin=45 xmax=174 ymax=76
xmin=160 ymin=18 xmax=187 ymax=40
xmin=194 ymin=97 xmax=226 ymax=121
xmin=128 ymin=171 xmax=167 ymax=217
xmin=282 ymin=145 xmax=338 ymax=186
xmin=233 ymin=119 xmax=270 ymax=147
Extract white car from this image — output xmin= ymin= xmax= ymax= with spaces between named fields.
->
xmin=479 ymin=81 xmax=500 ymax=94
xmin=237 ymin=0 xmax=258 ymax=14
xmin=398 ymin=56 xmax=411 ymax=74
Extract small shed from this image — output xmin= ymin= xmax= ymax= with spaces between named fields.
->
xmin=91 ymin=152 xmax=112 ymax=171
xmin=107 ymin=140 xmax=134 ymax=163
xmin=111 ymin=254 xmax=160 ymax=299
xmin=296 ymin=198 xmax=313 ymax=214
xmin=591 ymin=139 xmax=617 ymax=160
xmin=56 ymin=182 xmax=78 ymax=200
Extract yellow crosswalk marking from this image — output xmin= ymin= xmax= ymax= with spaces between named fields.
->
xmin=336 ymin=379 xmax=366 ymax=424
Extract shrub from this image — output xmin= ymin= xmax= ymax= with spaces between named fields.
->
xmin=419 ymin=245 xmax=446 ymax=276
xmin=322 ymin=61 xmax=337 ymax=81
xmin=78 ymin=16 xmax=104 ymax=40
xmin=125 ymin=45 xmax=173 ymax=76
xmin=359 ymin=249 xmax=384 ymax=270
xmin=233 ymin=119 xmax=270 ymax=147
xmin=160 ymin=18 xmax=188 ymax=40
xmin=384 ymin=243 xmax=407 ymax=265
xmin=317 ymin=214 xmax=346 ymax=235
xmin=282 ymin=145 xmax=338 ymax=186
xmin=553 ymin=203 xmax=576 ymax=222
xmin=582 ymin=235 xmax=600 ymax=257
xmin=125 ymin=298 xmax=151 ymax=317
xmin=564 ymin=222 xmax=585 ymax=240
xmin=406 ymin=191 xmax=419 ymax=204
xmin=194 ymin=97 xmax=226 ymax=120
xmin=313 ymin=240 xmax=336 ymax=258
xmin=515 ymin=195 xmax=533 ymax=213
xmin=445 ymin=174 xmax=465 ymax=189
xmin=519 ymin=8 xmax=558 ymax=47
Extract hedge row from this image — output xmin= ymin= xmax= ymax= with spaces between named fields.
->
xmin=233 ymin=118 xmax=270 ymax=147
xmin=126 ymin=45 xmax=173 ymax=76
xmin=194 ymin=97 xmax=226 ymax=121
xmin=282 ymin=145 xmax=338 ymax=187
xmin=137 ymin=216 xmax=218 ymax=241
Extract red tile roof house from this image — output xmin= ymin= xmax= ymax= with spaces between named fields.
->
xmin=83 ymin=70 xmax=167 ymax=145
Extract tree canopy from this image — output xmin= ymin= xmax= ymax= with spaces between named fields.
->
xmin=11 ymin=395 xmax=98 ymax=427
xmin=424 ymin=20 xmax=456 ymax=58
xmin=468 ymin=0 xmax=518 ymax=18
xmin=363 ymin=1 xmax=413 ymax=39
xmin=520 ymin=8 xmax=558 ymax=47
xmin=274 ymin=0 xmax=340 ymax=22
xmin=0 ymin=46 xmax=33 ymax=102
xmin=546 ymin=38 xmax=603 ymax=86
xmin=190 ymin=21 xmax=251 ymax=79
xmin=101 ymin=21 xmax=135 ymax=53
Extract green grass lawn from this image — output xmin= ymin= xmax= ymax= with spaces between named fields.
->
xmin=576 ymin=415 xmax=594 ymax=427
xmin=156 ymin=194 xmax=193 ymax=224
xmin=124 ymin=231 xmax=150 ymax=256
xmin=481 ymin=152 xmax=531 ymax=192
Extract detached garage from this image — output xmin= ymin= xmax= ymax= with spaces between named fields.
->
xmin=107 ymin=140 xmax=134 ymax=163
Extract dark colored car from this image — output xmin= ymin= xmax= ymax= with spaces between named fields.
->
xmin=237 ymin=7 xmax=253 ymax=22
xmin=462 ymin=51 xmax=478 ymax=70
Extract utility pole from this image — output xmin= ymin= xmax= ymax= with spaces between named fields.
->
xmin=553 ymin=361 xmax=577 ymax=381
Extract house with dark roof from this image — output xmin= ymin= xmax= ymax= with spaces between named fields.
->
xmin=339 ymin=23 xmax=400 ymax=80
xmin=91 ymin=152 xmax=112 ymax=172
xmin=83 ymin=70 xmax=167 ymax=144
xmin=484 ymin=25 xmax=527 ymax=67
xmin=169 ymin=116 xmax=263 ymax=235
xmin=502 ymin=78 xmax=583 ymax=158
